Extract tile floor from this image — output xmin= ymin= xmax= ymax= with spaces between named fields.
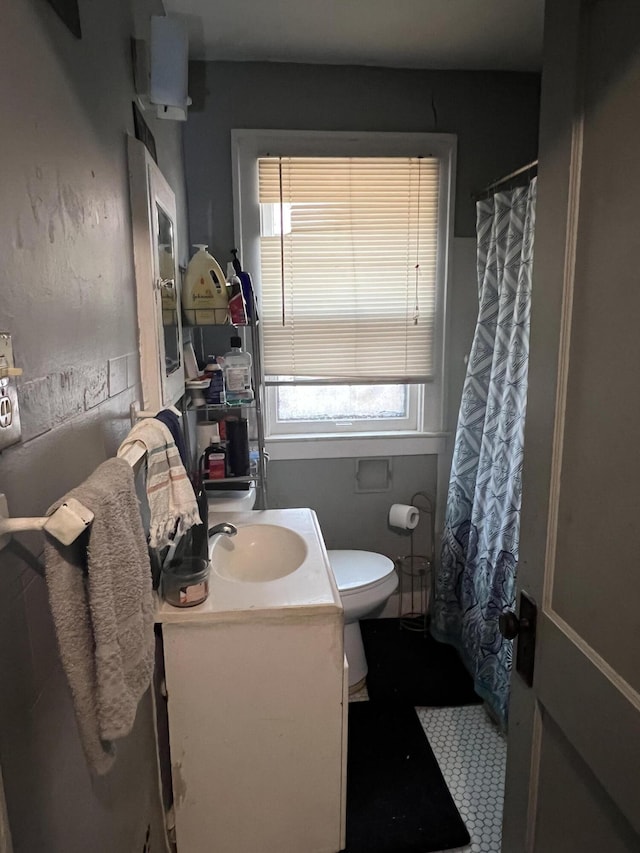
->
xmin=349 ymin=687 xmax=507 ymax=853
xmin=417 ymin=705 xmax=507 ymax=853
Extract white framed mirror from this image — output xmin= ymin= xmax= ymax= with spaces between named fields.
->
xmin=128 ymin=136 xmax=185 ymax=409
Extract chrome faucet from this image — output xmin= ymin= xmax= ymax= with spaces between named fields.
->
xmin=208 ymin=522 xmax=238 ymax=538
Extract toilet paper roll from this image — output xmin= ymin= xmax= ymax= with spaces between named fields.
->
xmin=196 ymin=422 xmax=220 ymax=458
xmin=388 ymin=503 xmax=420 ymax=530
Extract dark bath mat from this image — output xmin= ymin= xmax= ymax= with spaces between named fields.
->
xmin=361 ymin=618 xmax=482 ymax=706
xmin=343 ymin=700 xmax=470 ymax=853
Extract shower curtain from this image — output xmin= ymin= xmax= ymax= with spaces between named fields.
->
xmin=432 ymin=178 xmax=537 ymax=726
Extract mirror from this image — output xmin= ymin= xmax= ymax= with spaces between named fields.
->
xmin=156 ymin=205 xmax=181 ymax=377
xmin=128 ymin=136 xmax=185 ymax=409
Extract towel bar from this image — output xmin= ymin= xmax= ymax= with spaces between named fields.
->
xmin=130 ymin=401 xmax=181 ymax=427
xmin=0 ymin=494 xmax=95 ymax=549
xmin=0 ymin=402 xmax=175 ymax=554
xmin=0 ymin=446 xmax=148 ymax=550
xmin=0 ymin=431 xmax=146 ymax=550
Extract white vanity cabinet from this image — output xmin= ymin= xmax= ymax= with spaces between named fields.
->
xmin=157 ymin=510 xmax=347 ymax=853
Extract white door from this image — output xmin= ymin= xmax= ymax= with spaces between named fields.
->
xmin=502 ymin=2 xmax=640 ymax=851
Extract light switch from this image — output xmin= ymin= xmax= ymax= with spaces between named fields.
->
xmin=0 ymin=333 xmax=22 ymax=451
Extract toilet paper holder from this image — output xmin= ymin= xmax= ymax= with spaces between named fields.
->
xmin=395 ymin=491 xmax=435 ymax=633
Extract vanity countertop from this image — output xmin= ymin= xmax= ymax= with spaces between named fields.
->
xmin=155 ymin=508 xmax=343 ymax=624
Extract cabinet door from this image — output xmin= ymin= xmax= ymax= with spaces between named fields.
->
xmin=128 ymin=136 xmax=185 ymax=409
xmin=162 ymin=617 xmax=345 ymax=853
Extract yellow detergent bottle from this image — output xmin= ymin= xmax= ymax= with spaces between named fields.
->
xmin=183 ymin=245 xmax=229 ymax=325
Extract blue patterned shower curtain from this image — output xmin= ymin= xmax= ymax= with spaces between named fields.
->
xmin=432 ymin=178 xmax=537 ymax=726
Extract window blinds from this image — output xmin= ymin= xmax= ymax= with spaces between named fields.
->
xmin=258 ymin=156 xmax=441 ymax=383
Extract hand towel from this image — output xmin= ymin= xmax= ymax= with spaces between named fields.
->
xmin=154 ymin=408 xmax=188 ymax=468
xmin=43 ymin=458 xmax=155 ymax=775
xmin=117 ymin=419 xmax=201 ymax=549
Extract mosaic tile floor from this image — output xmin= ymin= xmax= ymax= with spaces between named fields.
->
xmin=416 ymin=705 xmax=507 ymax=853
xmin=348 ymin=685 xmax=507 ymax=852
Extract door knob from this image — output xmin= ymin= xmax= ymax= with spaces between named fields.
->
xmin=498 ymin=610 xmax=530 ymax=640
xmin=499 ymin=593 xmax=538 ymax=687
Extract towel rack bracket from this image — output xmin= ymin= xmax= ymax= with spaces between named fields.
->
xmin=0 ymin=493 xmax=95 ymax=550
xmin=1 ymin=404 xmax=177 ymax=562
xmin=44 ymin=498 xmax=95 ymax=545
xmin=130 ymin=400 xmax=181 ymax=428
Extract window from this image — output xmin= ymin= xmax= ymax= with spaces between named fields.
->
xmin=232 ymin=131 xmax=455 ymax=453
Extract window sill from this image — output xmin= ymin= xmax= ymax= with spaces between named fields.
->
xmin=265 ymin=432 xmax=450 ymax=461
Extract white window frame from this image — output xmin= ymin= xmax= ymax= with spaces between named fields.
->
xmin=266 ymin=381 xmax=422 ymax=436
xmin=231 ymin=130 xmax=456 ymax=459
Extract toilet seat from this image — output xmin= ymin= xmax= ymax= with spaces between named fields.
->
xmin=329 ymin=549 xmax=396 ymax=595
xmin=207 ymin=486 xmax=256 ymax=515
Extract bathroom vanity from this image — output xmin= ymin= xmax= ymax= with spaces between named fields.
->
xmin=156 ymin=509 xmax=347 ymax=853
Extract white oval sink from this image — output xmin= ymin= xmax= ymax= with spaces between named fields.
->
xmin=211 ymin=524 xmax=308 ymax=583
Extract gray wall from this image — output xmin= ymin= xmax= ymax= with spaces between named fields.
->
xmin=268 ymin=456 xmax=437 ymax=561
xmin=184 ymin=60 xmax=541 ymax=254
xmin=0 ymin=1 xmax=188 ymax=850
xmin=183 ymin=61 xmax=540 ymax=552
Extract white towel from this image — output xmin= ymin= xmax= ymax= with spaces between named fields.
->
xmin=117 ymin=418 xmax=201 ymax=548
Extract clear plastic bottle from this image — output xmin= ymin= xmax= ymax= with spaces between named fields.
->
xmin=222 ymin=336 xmax=254 ymax=404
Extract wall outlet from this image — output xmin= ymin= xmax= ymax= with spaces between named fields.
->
xmin=0 ymin=333 xmax=22 ymax=451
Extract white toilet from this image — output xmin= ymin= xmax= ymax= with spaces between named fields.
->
xmin=206 ymin=490 xmax=397 ymax=692
xmin=206 ymin=486 xmax=257 ymax=514
xmin=328 ymin=550 xmax=398 ymax=691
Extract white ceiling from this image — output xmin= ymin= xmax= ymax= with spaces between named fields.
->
xmin=165 ymin=0 xmax=545 ymax=72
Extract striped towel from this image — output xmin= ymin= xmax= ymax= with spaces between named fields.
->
xmin=117 ymin=419 xmax=201 ymax=548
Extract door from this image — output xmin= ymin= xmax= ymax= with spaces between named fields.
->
xmin=0 ymin=765 xmax=11 ymax=853
xmin=502 ymin=2 xmax=640 ymax=851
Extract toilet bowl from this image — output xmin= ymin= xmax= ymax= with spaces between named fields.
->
xmin=207 ymin=486 xmax=256 ymax=515
xmin=328 ymin=550 xmax=398 ymax=691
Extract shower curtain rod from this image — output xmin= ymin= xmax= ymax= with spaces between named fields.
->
xmin=472 ymin=159 xmax=538 ymax=201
